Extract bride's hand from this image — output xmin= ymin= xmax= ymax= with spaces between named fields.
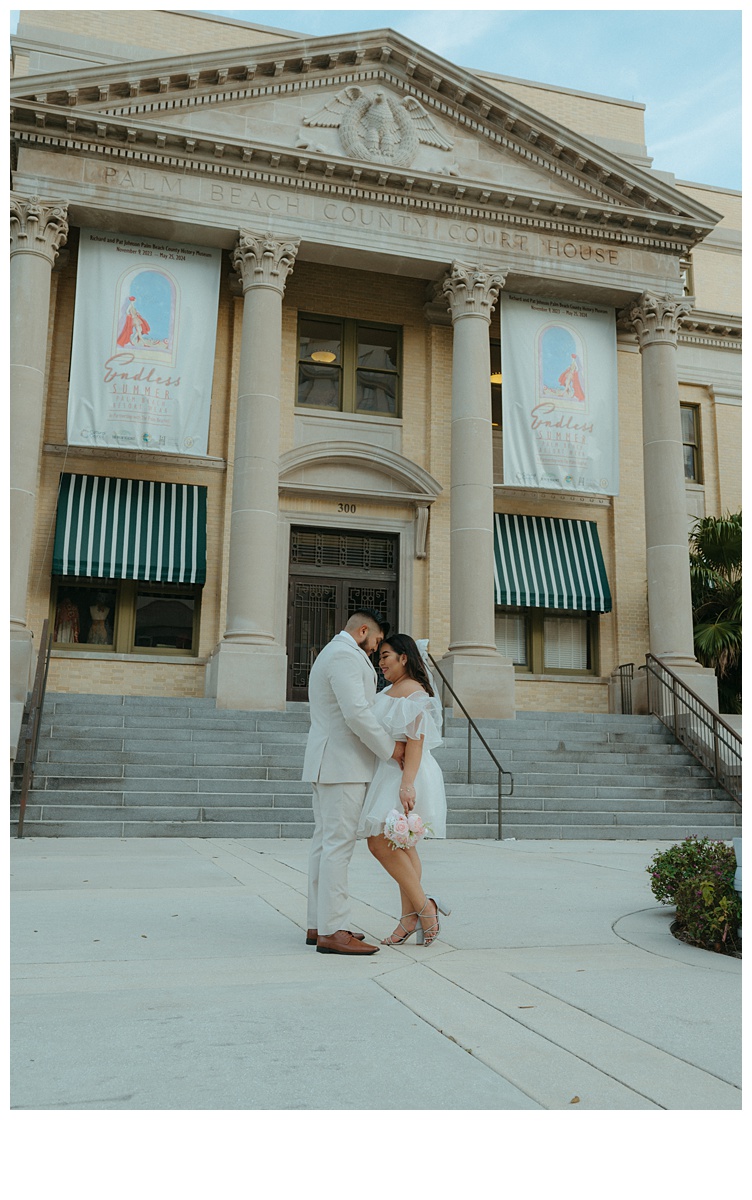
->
xmin=399 ymin=782 xmax=416 ymax=814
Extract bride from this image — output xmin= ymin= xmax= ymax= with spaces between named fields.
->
xmin=357 ymin=634 xmax=450 ymax=946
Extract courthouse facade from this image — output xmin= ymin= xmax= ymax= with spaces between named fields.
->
xmin=9 ymin=10 xmax=742 ymax=751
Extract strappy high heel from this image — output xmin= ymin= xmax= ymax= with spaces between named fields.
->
xmin=381 ymin=914 xmax=422 ymax=945
xmin=417 ymin=896 xmax=450 ymax=947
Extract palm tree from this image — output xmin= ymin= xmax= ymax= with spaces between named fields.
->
xmin=689 ymin=512 xmax=742 ymax=713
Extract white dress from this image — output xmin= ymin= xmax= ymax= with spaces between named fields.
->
xmin=357 ymin=686 xmax=447 ymax=840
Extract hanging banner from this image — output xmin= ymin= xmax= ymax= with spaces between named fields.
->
xmin=67 ymin=229 xmax=221 ymax=455
xmin=500 ymin=293 xmax=619 ymax=495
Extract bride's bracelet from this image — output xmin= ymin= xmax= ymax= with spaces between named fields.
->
xmin=399 ymin=783 xmax=415 ymax=794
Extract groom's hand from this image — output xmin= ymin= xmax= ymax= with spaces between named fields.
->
xmin=391 ymin=742 xmax=406 ymax=768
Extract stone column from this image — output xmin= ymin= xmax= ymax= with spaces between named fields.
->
xmin=10 ymin=194 xmax=69 ymax=713
xmin=207 ymin=232 xmax=299 ymax=711
xmin=625 ymin=291 xmax=718 ymax=708
xmin=439 ymin=261 xmax=515 ymax=718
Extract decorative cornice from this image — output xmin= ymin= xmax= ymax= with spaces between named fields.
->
xmin=232 ymin=232 xmax=300 ymax=293
xmin=12 ymin=115 xmax=702 ymax=253
xmin=442 ymin=262 xmax=507 ymax=322
xmin=10 ymin=32 xmax=722 ymax=248
xmin=621 ymin=292 xmax=693 ymax=349
xmin=43 ymin=443 xmax=227 ymax=470
xmin=10 ymin=192 xmax=68 ymax=262
xmin=493 ymin=485 xmax=611 ymax=507
xmin=677 ymin=309 xmax=742 ymax=351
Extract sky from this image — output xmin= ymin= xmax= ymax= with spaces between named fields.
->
xmin=9 ymin=5 xmax=742 ymax=189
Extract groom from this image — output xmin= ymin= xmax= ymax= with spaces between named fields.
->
xmin=303 ymin=609 xmax=405 ymax=955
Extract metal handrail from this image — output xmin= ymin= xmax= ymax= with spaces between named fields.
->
xmin=644 ymin=653 xmax=741 ymax=805
xmin=427 ymin=653 xmax=514 ymax=840
xmin=611 ymin=662 xmax=635 ymax=714
xmin=16 ymin=619 xmax=52 ymax=839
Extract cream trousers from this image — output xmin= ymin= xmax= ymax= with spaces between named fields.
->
xmin=307 ymin=782 xmax=367 ymax=936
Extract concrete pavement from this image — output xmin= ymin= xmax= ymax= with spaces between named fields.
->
xmin=10 ymin=836 xmax=741 ymax=1110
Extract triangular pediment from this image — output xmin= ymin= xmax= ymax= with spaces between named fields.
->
xmin=11 ymin=27 xmax=722 ymax=242
xmin=140 ymin=78 xmax=593 ymax=204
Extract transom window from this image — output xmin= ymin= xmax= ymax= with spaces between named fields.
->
xmin=297 ymin=313 xmax=401 ymax=417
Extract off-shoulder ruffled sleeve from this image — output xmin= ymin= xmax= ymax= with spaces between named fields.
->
xmin=378 ymin=689 xmax=443 ymax=750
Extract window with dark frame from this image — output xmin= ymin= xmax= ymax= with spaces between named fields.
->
xmin=297 ymin=313 xmax=401 ymax=417
xmin=680 ymin=403 xmax=702 ymax=482
xmin=51 ymin=578 xmax=202 ymax=656
xmin=495 ymin=608 xmax=597 ymax=675
xmin=679 ymin=255 xmax=695 ymax=297
xmin=490 ymin=336 xmax=502 ymax=429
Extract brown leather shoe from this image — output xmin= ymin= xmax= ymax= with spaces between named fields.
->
xmin=306 ymin=928 xmax=365 ymax=946
xmin=316 ymin=930 xmax=380 ymax=955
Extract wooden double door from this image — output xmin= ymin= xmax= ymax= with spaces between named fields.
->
xmin=286 ymin=527 xmax=398 ymax=701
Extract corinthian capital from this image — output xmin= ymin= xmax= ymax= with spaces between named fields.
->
xmin=232 ymin=232 xmax=300 ymax=294
xmin=10 ymin=193 xmax=69 ymax=264
xmin=622 ymin=291 xmax=693 ymax=348
xmin=442 ymin=261 xmax=507 ymax=322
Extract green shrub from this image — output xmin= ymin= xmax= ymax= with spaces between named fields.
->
xmin=647 ymin=835 xmax=737 ymax=905
xmin=673 ymin=875 xmax=741 ymax=955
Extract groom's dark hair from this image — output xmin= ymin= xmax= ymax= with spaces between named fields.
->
xmin=347 ymin=608 xmax=390 ymax=638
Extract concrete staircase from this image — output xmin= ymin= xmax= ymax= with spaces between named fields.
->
xmin=11 ymin=693 xmax=742 ymax=840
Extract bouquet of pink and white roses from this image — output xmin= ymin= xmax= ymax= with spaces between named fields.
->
xmin=384 ymin=808 xmax=430 ymax=851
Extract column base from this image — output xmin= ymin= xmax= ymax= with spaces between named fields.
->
xmin=667 ymin=663 xmax=720 ymax=713
xmin=206 ymin=641 xmax=287 ymax=711
xmin=631 ymin=662 xmax=720 ymax=717
xmin=10 ymin=629 xmax=35 ymax=771
xmin=438 ymin=652 xmax=516 ymax=719
xmin=10 ymin=628 xmax=34 ymax=705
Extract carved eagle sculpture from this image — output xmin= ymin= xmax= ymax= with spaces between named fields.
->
xmin=302 ymin=86 xmax=453 ymax=167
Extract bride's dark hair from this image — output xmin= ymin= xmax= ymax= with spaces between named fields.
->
xmin=383 ymin=633 xmax=435 ymax=697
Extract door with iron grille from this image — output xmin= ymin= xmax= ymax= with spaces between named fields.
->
xmin=287 ymin=527 xmax=398 ymax=701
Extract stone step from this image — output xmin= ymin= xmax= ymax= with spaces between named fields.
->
xmin=15 ymin=780 xmax=736 ymax=810
xmin=12 ymin=812 xmax=739 ymax=841
xmin=25 ymin=746 xmax=703 ymax=774
xmin=31 ymin=750 xmax=691 ymax=782
xmin=17 ymin=694 xmax=735 ymax=841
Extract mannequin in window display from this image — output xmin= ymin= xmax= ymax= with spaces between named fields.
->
xmin=87 ymin=598 xmax=112 ymax=644
xmin=54 ymin=594 xmax=80 ymax=643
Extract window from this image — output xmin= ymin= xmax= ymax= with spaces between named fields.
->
xmin=494 ymin=612 xmax=527 ymax=665
xmin=681 ymin=404 xmax=702 ymax=483
xmin=490 ymin=336 xmax=502 ymax=428
xmin=297 ymin=314 xmax=401 ymax=416
xmin=495 ymin=609 xmax=597 ymax=675
xmin=543 ymin=616 xmax=590 ymax=671
xmin=679 ymin=255 xmax=694 ymax=297
xmin=51 ymin=578 xmax=201 ymax=655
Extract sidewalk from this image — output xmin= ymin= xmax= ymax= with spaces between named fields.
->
xmin=10 ymin=836 xmax=741 ymax=1110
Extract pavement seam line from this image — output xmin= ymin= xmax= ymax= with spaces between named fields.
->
xmin=373 ymin=961 xmax=655 ymax=1110
xmin=446 ymin=960 xmax=743 ymax=1099
xmin=410 ymin=960 xmax=677 ymax=1107
xmin=611 ymin=905 xmax=741 ymax=973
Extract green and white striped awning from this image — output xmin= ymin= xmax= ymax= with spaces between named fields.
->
xmin=493 ymin=514 xmax=612 ymax=613
xmin=52 ymin=473 xmax=207 ymax=584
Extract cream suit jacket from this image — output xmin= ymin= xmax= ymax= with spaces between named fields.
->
xmin=302 ymin=632 xmax=395 ymax=783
